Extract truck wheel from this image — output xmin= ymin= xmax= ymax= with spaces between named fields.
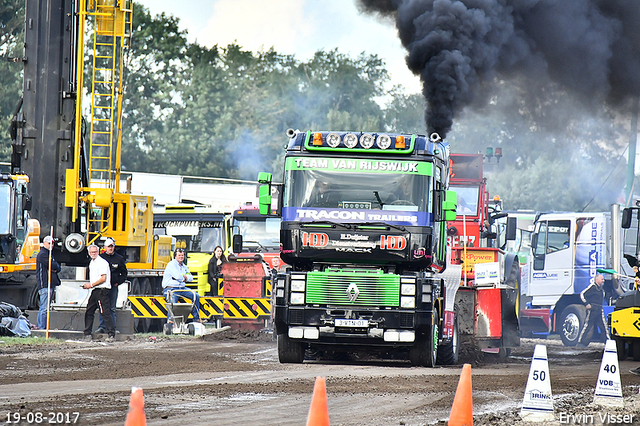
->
xmin=410 ymin=309 xmax=439 ymax=367
xmin=614 ymin=337 xmax=628 ymax=360
xmin=277 ymin=333 xmax=305 ymax=363
xmin=559 ymin=304 xmax=586 ymax=347
xmin=504 ymin=256 xmax=520 ymax=289
xmin=437 ymin=313 xmax=459 ymax=365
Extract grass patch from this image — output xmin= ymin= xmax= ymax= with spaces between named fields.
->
xmin=0 ymin=336 xmax=66 ymax=347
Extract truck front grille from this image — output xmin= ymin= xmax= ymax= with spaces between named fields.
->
xmin=306 ymin=271 xmax=400 ymax=306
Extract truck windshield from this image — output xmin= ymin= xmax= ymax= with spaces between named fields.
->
xmin=0 ymin=184 xmax=11 ymax=235
xmin=233 ymin=217 xmax=281 ymax=252
xmin=454 ymin=186 xmax=479 ymax=216
xmin=284 ymin=169 xmax=430 ymax=213
xmin=153 ymin=221 xmax=225 ymax=253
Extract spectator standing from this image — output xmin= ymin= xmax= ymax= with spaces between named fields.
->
xmin=82 ymin=244 xmax=115 ymax=342
xmin=97 ymin=238 xmax=127 ymax=334
xmin=162 ymin=248 xmax=201 ymax=323
xmin=36 ymin=236 xmax=61 ymax=329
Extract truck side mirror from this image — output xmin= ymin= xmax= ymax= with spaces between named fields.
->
xmin=232 ymin=234 xmax=243 ymax=253
xmin=258 ymin=172 xmax=272 ymax=184
xmin=444 ymin=209 xmax=457 ymax=222
xmin=23 ymin=194 xmax=32 ymax=211
xmin=442 ymin=190 xmax=457 ymax=221
xmin=259 ymin=184 xmax=272 ymax=215
xmin=258 ymin=172 xmax=273 ymax=215
xmin=506 ymin=216 xmax=517 ymax=241
xmin=622 ymin=207 xmax=633 ymax=229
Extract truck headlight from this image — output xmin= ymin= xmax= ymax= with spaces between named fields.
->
xmin=400 ymin=296 xmax=415 ymax=308
xmin=291 ymin=279 xmax=306 ymax=292
xmin=290 ymin=292 xmax=305 ymax=305
xmin=401 ymin=284 xmax=416 ymax=295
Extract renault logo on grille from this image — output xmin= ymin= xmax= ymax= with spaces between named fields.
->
xmin=346 ymin=283 xmax=359 ymax=302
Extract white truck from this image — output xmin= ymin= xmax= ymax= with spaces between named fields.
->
xmin=519 ymin=204 xmax=637 ymax=346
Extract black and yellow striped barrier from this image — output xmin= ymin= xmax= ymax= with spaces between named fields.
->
xmin=127 ymin=295 xmax=271 ymax=320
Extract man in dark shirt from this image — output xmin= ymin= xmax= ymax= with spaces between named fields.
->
xmin=36 ymin=236 xmax=61 ymax=329
xmin=97 ymin=238 xmax=127 ymax=334
xmin=578 ymin=274 xmax=610 ymax=346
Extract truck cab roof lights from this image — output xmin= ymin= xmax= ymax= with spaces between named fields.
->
xmin=344 ymin=133 xmax=358 ymax=148
xmin=376 ymin=134 xmax=391 ymax=149
xmin=313 ymin=132 xmax=324 ymax=146
xmin=360 ymin=133 xmax=374 ymax=149
xmin=302 ymin=131 xmax=419 ymax=153
xmin=326 ymin=133 xmax=340 ymax=147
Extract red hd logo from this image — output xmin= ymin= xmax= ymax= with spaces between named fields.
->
xmin=379 ymin=235 xmax=407 ymax=250
xmin=301 ymin=232 xmax=329 ymax=247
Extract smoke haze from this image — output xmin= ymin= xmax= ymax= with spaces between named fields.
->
xmin=357 ymin=0 xmax=640 ymax=137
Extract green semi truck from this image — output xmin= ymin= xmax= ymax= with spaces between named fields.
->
xmin=258 ymin=129 xmax=457 ymax=366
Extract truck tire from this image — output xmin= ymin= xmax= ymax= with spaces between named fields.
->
xmin=504 ymin=255 xmax=520 ymax=289
xmin=437 ymin=313 xmax=459 ymax=365
xmin=559 ymin=304 xmax=586 ymax=347
xmin=614 ymin=337 xmax=628 ymax=361
xmin=277 ymin=333 xmax=305 ymax=363
xmin=410 ymin=309 xmax=439 ymax=367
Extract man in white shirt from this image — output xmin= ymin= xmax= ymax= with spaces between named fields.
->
xmin=82 ymin=244 xmax=115 ymax=341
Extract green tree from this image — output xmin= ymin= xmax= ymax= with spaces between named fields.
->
xmin=0 ymin=0 xmax=24 ymax=163
xmin=384 ymin=89 xmax=427 ymax=134
xmin=120 ymin=4 xmax=191 ymax=173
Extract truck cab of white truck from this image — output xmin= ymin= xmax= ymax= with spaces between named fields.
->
xmin=520 ymin=205 xmax=637 ymax=345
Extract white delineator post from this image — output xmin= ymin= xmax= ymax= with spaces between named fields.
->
xmin=520 ymin=344 xmax=554 ymax=421
xmin=593 ymin=339 xmax=624 ymax=407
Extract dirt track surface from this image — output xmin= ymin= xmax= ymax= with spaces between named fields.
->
xmin=0 ymin=331 xmax=639 ymax=426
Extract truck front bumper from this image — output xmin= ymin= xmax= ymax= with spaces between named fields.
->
xmin=275 ymin=305 xmax=435 ymax=347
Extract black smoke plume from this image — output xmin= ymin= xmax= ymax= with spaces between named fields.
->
xmin=358 ymin=0 xmax=640 ymax=137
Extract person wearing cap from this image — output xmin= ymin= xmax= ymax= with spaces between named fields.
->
xmin=97 ymin=238 xmax=127 ymax=334
xmin=82 ymin=244 xmax=115 ymax=341
xmin=162 ymin=248 xmax=201 ymax=323
xmin=36 ymin=236 xmax=61 ymax=329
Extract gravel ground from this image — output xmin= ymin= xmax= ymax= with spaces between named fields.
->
xmin=0 ymin=330 xmax=639 ymax=425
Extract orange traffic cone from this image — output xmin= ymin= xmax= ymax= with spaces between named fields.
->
xmin=124 ymin=387 xmax=146 ymax=426
xmin=306 ymin=376 xmax=330 ymax=426
xmin=448 ymin=363 xmax=473 ymax=426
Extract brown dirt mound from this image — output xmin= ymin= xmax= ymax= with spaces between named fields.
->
xmin=201 ymin=327 xmax=275 ymax=342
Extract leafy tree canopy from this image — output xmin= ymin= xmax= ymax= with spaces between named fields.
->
xmin=0 ymin=2 xmax=633 ymax=212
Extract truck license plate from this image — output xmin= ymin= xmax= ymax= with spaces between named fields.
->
xmin=335 ymin=319 xmax=369 ymax=327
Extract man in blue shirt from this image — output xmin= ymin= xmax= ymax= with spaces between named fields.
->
xmin=162 ymin=248 xmax=201 ymax=323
